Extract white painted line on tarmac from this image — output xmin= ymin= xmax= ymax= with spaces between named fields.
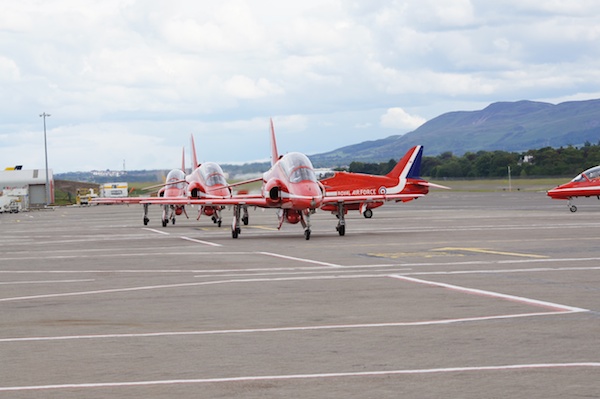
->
xmin=0 ymin=279 xmax=94 ymax=286
xmin=258 ymin=251 xmax=343 ymax=267
xmin=0 ymin=275 xmax=373 ymax=303
xmin=0 ymin=311 xmax=567 ymax=343
xmin=0 ymin=263 xmax=598 ymax=303
xmin=141 ymin=228 xmax=169 ymax=235
xmin=180 ymin=236 xmax=222 ymax=247
xmin=390 ymin=275 xmax=589 ymax=313
xmin=1 ymin=363 xmax=598 ymax=392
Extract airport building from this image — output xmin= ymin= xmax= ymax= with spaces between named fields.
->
xmin=0 ymin=167 xmax=54 ymax=210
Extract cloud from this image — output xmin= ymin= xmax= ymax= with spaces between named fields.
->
xmin=224 ymin=75 xmax=284 ymax=99
xmin=2 ymin=1 xmax=600 ymax=172
xmin=380 ymin=108 xmax=426 ymax=132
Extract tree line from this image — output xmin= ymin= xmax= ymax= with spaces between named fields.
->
xmin=346 ymin=142 xmax=600 ymax=178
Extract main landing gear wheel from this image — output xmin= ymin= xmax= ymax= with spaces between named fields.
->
xmin=143 ymin=217 xmax=149 ymax=226
xmin=162 ymin=219 xmax=167 ymax=227
xmin=304 ymin=229 xmax=311 ymax=240
xmin=570 ymin=205 xmax=578 ymax=212
xmin=232 ymin=227 xmax=241 ymax=238
xmin=363 ymin=209 xmax=373 ymax=219
xmin=242 ymin=216 xmax=249 ymax=226
xmin=218 ymin=220 xmax=222 ymax=227
xmin=337 ymin=224 xmax=345 ymax=236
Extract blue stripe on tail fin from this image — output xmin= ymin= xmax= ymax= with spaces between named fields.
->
xmin=406 ymin=146 xmax=423 ymax=179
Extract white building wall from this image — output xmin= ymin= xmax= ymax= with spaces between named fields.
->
xmin=0 ymin=169 xmax=54 ymax=207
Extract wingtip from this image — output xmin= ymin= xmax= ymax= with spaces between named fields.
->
xmin=422 ymin=181 xmax=452 ymax=190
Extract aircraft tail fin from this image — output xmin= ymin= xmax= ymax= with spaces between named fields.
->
xmin=190 ymin=134 xmax=199 ymax=169
xmin=270 ymin=118 xmax=279 ymax=166
xmin=387 ymin=145 xmax=423 ymax=180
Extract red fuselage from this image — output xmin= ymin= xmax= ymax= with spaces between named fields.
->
xmin=261 ymin=152 xmax=323 ymax=211
xmin=320 ymin=172 xmax=429 ymax=212
xmin=159 ymin=169 xmax=187 ymax=199
xmin=547 ymin=165 xmax=600 ymax=200
xmin=187 ymin=162 xmax=231 ymax=199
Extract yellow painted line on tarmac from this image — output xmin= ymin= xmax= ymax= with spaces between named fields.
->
xmin=248 ymin=225 xmax=279 ymax=231
xmin=367 ymin=251 xmax=464 ymax=259
xmin=196 ymin=225 xmax=279 ymax=232
xmin=432 ymin=247 xmax=548 ymax=259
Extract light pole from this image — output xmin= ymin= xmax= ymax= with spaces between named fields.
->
xmin=40 ymin=112 xmax=51 ymax=206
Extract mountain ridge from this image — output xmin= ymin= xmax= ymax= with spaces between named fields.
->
xmin=310 ymin=98 xmax=600 ymax=167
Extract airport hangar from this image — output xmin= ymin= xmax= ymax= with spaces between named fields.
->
xmin=0 ymin=166 xmax=54 ymax=209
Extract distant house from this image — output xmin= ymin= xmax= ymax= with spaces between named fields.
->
xmin=0 ymin=168 xmax=54 ymax=208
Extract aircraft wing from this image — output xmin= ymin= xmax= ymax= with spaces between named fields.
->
xmin=322 ymin=193 xmax=425 ymax=205
xmin=138 ymin=196 xmax=269 ymax=207
xmin=92 ymin=197 xmax=149 ymax=204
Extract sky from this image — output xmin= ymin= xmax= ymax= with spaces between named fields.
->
xmin=2 ymin=0 xmax=600 ymax=173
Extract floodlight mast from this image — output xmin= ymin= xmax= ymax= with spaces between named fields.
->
xmin=40 ymin=112 xmax=51 ymax=206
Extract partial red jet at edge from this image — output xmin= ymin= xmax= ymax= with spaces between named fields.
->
xmin=547 ymin=165 xmax=600 ymax=212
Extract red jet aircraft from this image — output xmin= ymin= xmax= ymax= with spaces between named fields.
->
xmin=171 ymin=119 xmax=323 ymax=239
xmin=154 ymin=166 xmax=188 ymax=226
xmin=172 ymin=120 xmax=446 ymax=239
xmin=547 ymin=165 xmax=600 ymax=212
xmin=319 ymin=145 xmax=450 ymax=235
xmin=94 ymin=148 xmax=190 ymax=226
xmin=183 ymin=135 xmax=235 ymax=227
xmin=94 ymin=139 xmax=234 ymax=227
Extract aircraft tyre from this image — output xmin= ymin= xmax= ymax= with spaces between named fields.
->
xmin=337 ymin=225 xmax=345 ymax=236
xmin=162 ymin=219 xmax=167 ymax=227
xmin=242 ymin=216 xmax=249 ymax=225
xmin=570 ymin=205 xmax=577 ymax=212
xmin=232 ymin=227 xmax=240 ymax=238
xmin=363 ymin=209 xmax=373 ymax=218
xmin=304 ymin=229 xmax=311 ymax=240
xmin=218 ymin=220 xmax=222 ymax=227
xmin=172 ymin=218 xmax=176 ymax=225
xmin=143 ymin=217 xmax=149 ymax=226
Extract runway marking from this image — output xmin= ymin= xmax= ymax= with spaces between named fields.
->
xmin=0 ymin=262 xmax=599 ymax=276
xmin=390 ymin=275 xmax=588 ymax=313
xmin=367 ymin=251 xmax=463 ymax=259
xmin=0 ymin=311 xmax=572 ymax=343
xmin=258 ymin=251 xmax=343 ymax=268
xmin=142 ymin=227 xmax=222 ymax=247
xmin=0 ymin=279 xmax=94 ymax=286
xmin=0 ymin=259 xmax=596 ymax=305
xmin=141 ymin=228 xmax=169 ymax=235
xmin=180 ymin=236 xmax=222 ymax=247
xmin=400 ymin=265 xmax=600 ymax=276
xmin=1 ymin=363 xmax=598 ymax=392
xmin=432 ymin=247 xmax=548 ymax=258
xmin=0 ymin=275 xmax=373 ymax=303
xmin=248 ymin=225 xmax=279 ymax=231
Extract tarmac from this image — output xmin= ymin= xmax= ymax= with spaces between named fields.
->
xmin=0 ymin=190 xmax=599 ymax=398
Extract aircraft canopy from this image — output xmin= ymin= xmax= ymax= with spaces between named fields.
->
xmin=165 ymin=169 xmax=186 ymax=189
xmin=572 ymin=165 xmax=600 ymax=182
xmin=280 ymin=152 xmax=317 ymax=183
xmin=200 ymin=162 xmax=228 ymax=186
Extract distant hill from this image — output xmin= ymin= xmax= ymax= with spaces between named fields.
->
xmin=310 ymin=99 xmax=600 ymax=167
xmin=56 ymin=99 xmax=600 ymax=180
